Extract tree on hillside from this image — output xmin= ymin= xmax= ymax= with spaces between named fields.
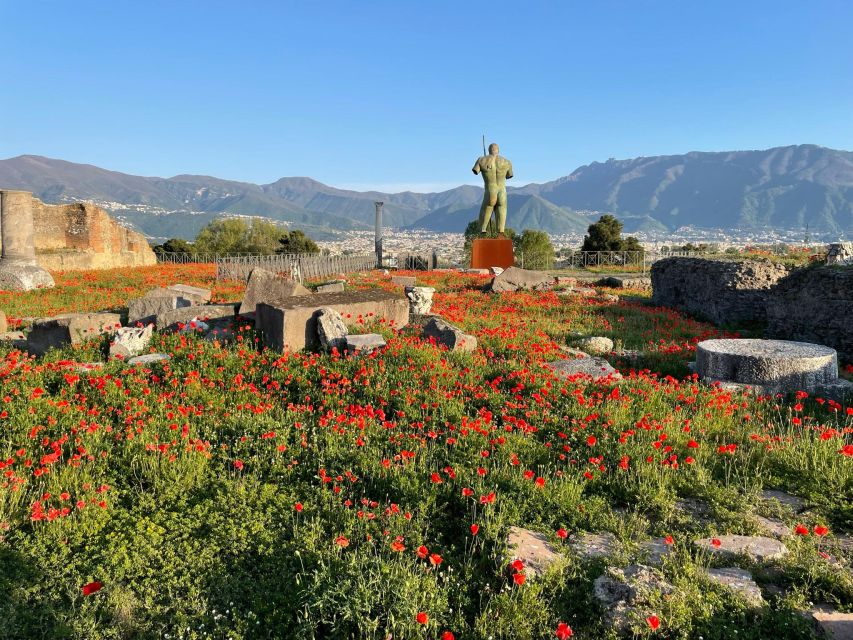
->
xmin=581 ymin=215 xmax=644 ymax=256
xmin=277 ymin=229 xmax=320 ymax=254
xmin=191 ymin=218 xmax=317 ymax=255
xmin=152 ymin=238 xmax=192 ymax=255
xmin=514 ymin=229 xmax=554 ymax=269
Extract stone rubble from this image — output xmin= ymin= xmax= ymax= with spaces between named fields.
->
xmin=422 ymin=316 xmax=477 ymax=352
xmin=546 ymin=357 xmax=622 ymax=380
xmin=239 ymin=268 xmax=312 ymax=315
xmin=344 ymin=333 xmax=386 ymax=353
xmin=705 ymin=567 xmax=764 ymax=606
xmin=593 ymin=564 xmax=673 ymax=633
xmin=316 ymin=307 xmax=348 ymax=352
xmin=694 ymin=535 xmax=788 ymax=561
xmin=489 ymin=266 xmax=554 ymax=293
xmin=27 ymin=312 xmax=122 ymax=355
xmin=127 ymin=353 xmax=171 ymax=366
xmin=572 ymin=532 xmax=620 ymax=560
xmin=109 ymin=325 xmax=154 ymax=358
xmin=505 ymin=526 xmax=563 ymax=579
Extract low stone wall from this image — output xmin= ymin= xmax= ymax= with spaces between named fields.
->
xmin=1 ymin=197 xmax=157 ymax=271
xmin=766 ymin=266 xmax=853 ymax=361
xmin=651 ymin=257 xmax=789 ymax=325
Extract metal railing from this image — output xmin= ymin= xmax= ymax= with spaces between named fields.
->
xmin=215 ymin=253 xmax=376 ymax=282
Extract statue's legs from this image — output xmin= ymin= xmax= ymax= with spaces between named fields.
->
xmin=479 ymin=189 xmax=498 ymax=233
xmin=494 ymin=188 xmax=507 ymax=233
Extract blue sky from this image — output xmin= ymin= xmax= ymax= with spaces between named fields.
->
xmin=1 ymin=1 xmax=851 ymax=191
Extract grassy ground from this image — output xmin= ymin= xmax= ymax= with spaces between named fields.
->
xmin=0 ymin=265 xmax=850 ymax=639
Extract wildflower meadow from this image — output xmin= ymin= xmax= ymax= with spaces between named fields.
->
xmin=0 ymin=265 xmax=850 ymax=639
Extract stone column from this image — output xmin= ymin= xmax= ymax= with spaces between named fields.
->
xmin=0 ymin=190 xmax=55 ymax=291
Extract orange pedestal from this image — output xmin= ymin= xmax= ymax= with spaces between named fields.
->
xmin=470 ymin=237 xmax=515 ymax=269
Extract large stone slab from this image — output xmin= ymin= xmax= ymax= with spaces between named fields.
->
xmin=696 ymin=338 xmax=838 ymax=395
xmin=165 ymin=284 xmax=211 ymax=303
xmin=705 ymin=567 xmax=764 ymax=606
xmin=505 ymin=526 xmax=563 ymax=579
xmin=390 ymin=275 xmax=417 ymax=287
xmin=155 ymin=304 xmax=236 ymax=332
xmin=316 ymin=281 xmax=345 ymax=294
xmin=694 ymin=535 xmax=788 ymax=561
xmin=422 ymin=316 xmax=477 ymax=352
xmin=0 ymin=262 xmax=55 ymax=291
xmin=256 ymin=290 xmax=409 ymax=352
xmin=239 ymin=268 xmax=312 ymax=315
xmin=593 ymin=564 xmax=673 ymax=633
xmin=546 ymin=357 xmax=622 ymax=381
xmin=572 ymin=532 xmax=620 ymax=560
xmin=344 ymin=333 xmax=386 ymax=353
xmin=809 ymin=605 xmax=853 ymax=640
xmin=489 ymin=266 xmax=554 ymax=293
xmin=28 ymin=313 xmax=122 ymax=355
xmin=128 ymin=293 xmax=193 ymax=325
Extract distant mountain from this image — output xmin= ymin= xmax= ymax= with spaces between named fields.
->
xmin=519 ymin=144 xmax=853 ymax=234
xmin=1 ymin=144 xmax=851 ymax=240
xmin=410 ymin=194 xmax=590 ymax=234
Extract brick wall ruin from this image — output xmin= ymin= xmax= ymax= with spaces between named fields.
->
xmin=2 ymin=196 xmax=157 ymax=271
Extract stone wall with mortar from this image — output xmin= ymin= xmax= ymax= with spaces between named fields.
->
xmin=766 ymin=266 xmax=853 ymax=361
xmin=651 ymin=257 xmax=790 ymax=325
xmin=2 ymin=196 xmax=157 ymax=271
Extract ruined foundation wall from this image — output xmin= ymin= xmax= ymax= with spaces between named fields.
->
xmin=16 ymin=197 xmax=157 ymax=271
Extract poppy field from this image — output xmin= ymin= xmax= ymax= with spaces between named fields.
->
xmin=0 ymin=265 xmax=851 ymax=639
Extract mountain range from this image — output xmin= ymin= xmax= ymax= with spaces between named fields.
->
xmin=1 ymin=144 xmax=851 ymax=240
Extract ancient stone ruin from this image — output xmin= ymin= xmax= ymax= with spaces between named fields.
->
xmin=694 ymin=338 xmax=850 ymax=397
xmin=0 ymin=190 xmax=155 ymax=275
xmin=0 ymin=190 xmax=55 ymax=290
xmin=651 ymin=257 xmax=789 ymax=325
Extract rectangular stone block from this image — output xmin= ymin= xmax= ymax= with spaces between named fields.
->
xmin=28 ymin=312 xmax=122 ymax=355
xmin=239 ymin=268 xmax=312 ymax=315
xmin=128 ymin=294 xmax=192 ymax=325
xmin=156 ymin=304 xmax=237 ymax=332
xmin=316 ymin=281 xmax=345 ymax=293
xmin=166 ymin=284 xmax=211 ymax=303
xmin=256 ymin=289 xmax=409 ymax=352
xmin=390 ymin=276 xmax=417 ymax=287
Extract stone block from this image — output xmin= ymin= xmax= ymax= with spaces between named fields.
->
xmin=316 ymin=307 xmax=347 ymax=352
xmin=0 ymin=263 xmax=55 ymax=291
xmin=316 ymin=281 xmax=345 ymax=294
xmin=696 ymin=338 xmax=838 ymax=395
xmin=572 ymin=532 xmax=620 ymax=560
xmin=256 ymin=290 xmax=409 ymax=352
xmin=344 ymin=333 xmax=386 ymax=353
xmin=423 ymin=316 xmax=477 ymax=352
xmin=128 ymin=353 xmax=171 ymax=366
xmin=156 ymin=304 xmax=236 ymax=332
xmin=594 ymin=564 xmax=673 ymax=633
xmin=128 ymin=294 xmax=193 ymax=325
xmin=109 ymin=325 xmax=154 ymax=358
xmin=505 ymin=526 xmax=563 ymax=579
xmin=239 ymin=268 xmax=312 ymax=315
xmin=694 ymin=535 xmax=788 ymax=561
xmin=574 ymin=336 xmax=614 ymax=355
xmin=28 ymin=313 xmax=122 ymax=355
xmin=705 ymin=568 xmax=764 ymax=606
xmin=0 ymin=309 xmax=6 ymax=333
xmin=809 ymin=605 xmax=853 ymax=640
xmin=390 ymin=275 xmax=417 ymax=287
xmin=546 ymin=357 xmax=621 ymax=380
xmin=165 ymin=284 xmax=211 ymax=303
xmin=489 ymin=266 xmax=554 ymax=293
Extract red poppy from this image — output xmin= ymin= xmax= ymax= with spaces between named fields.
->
xmin=664 ymin=535 xmax=674 ymax=545
xmin=416 ymin=611 xmax=428 ymax=625
xmin=294 ymin=502 xmax=303 ymax=512
xmin=429 ymin=553 xmax=443 ymax=566
xmin=441 ymin=632 xmax=455 ymax=640
xmin=390 ymin=540 xmax=405 ymax=552
xmin=647 ymin=615 xmax=660 ymax=630
xmin=470 ymin=524 xmax=479 ymax=535
xmin=82 ymin=581 xmax=103 ymax=596
xmin=416 ymin=545 xmax=428 ymax=559
xmin=813 ymin=525 xmax=829 ymax=536
xmin=556 ymin=528 xmax=568 ymax=539
xmin=512 ymin=571 xmax=526 ymax=585
xmin=233 ymin=459 xmax=244 ymax=470
xmin=555 ymin=622 xmax=573 ymax=639
xmin=794 ymin=524 xmax=809 ymax=536
xmin=711 ymin=538 xmax=721 ymax=548
xmin=335 ymin=535 xmax=349 ymax=547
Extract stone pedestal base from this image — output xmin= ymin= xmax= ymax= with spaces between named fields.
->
xmin=471 ymin=238 xmax=514 ymax=270
xmin=696 ymin=338 xmax=838 ymax=394
xmin=0 ymin=261 xmax=55 ymax=291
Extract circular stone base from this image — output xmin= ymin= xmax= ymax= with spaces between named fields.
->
xmin=0 ymin=261 xmax=55 ymax=291
xmin=696 ymin=338 xmax=837 ymax=394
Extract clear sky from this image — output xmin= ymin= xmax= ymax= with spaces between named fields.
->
xmin=1 ymin=1 xmax=851 ymax=192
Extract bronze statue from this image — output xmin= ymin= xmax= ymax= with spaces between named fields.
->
xmin=472 ymin=142 xmax=513 ymax=234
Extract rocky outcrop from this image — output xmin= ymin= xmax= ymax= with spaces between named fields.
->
xmin=766 ymin=265 xmax=853 ymax=361
xmin=651 ymin=258 xmax=789 ymax=325
xmin=28 ymin=196 xmax=156 ymax=271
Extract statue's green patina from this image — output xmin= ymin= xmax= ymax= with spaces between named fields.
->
xmin=472 ymin=142 xmax=513 ymax=234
